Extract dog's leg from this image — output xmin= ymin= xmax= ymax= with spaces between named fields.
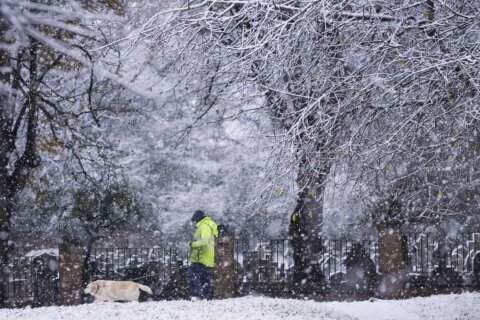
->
xmin=133 ymin=292 xmax=140 ymax=302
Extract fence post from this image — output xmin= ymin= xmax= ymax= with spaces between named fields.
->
xmin=58 ymin=237 xmax=84 ymax=305
xmin=377 ymin=228 xmax=408 ymax=298
xmin=214 ymin=225 xmax=235 ymax=299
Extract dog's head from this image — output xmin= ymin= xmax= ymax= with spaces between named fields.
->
xmin=84 ymin=281 xmax=98 ymax=294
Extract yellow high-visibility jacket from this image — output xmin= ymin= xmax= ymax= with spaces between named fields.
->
xmin=189 ymin=217 xmax=218 ymax=267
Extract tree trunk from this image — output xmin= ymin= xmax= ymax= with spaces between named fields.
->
xmin=289 ymin=168 xmax=327 ymax=286
xmin=0 ymin=14 xmax=12 ymax=306
xmin=0 ymin=26 xmax=40 ymax=304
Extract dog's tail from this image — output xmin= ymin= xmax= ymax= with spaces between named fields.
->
xmin=137 ymin=284 xmax=153 ymax=295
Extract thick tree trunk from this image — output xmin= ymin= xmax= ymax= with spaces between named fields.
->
xmin=0 ymin=26 xmax=40 ymax=303
xmin=289 ymin=169 xmax=327 ymax=286
xmin=0 ymin=14 xmax=12 ymax=306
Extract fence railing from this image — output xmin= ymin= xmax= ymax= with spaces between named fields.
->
xmin=235 ymin=234 xmax=480 ymax=284
xmin=405 ymin=232 xmax=480 ymax=277
xmin=4 ymin=231 xmax=480 ymax=307
xmin=3 ymin=255 xmax=59 ymax=307
xmin=88 ymin=247 xmax=188 ymax=281
xmin=233 ymin=238 xmax=379 ymax=283
xmin=322 ymin=239 xmax=378 ymax=277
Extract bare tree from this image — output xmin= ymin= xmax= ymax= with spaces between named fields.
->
xmin=134 ymin=0 xmax=479 ymax=282
xmin=0 ymin=0 xmax=127 ymax=303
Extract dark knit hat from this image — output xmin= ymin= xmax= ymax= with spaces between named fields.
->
xmin=191 ymin=210 xmax=206 ymax=222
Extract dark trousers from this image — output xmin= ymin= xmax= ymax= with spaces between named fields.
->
xmin=186 ymin=262 xmax=213 ymax=299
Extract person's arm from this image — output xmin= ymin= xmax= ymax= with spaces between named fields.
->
xmin=191 ymin=225 xmax=213 ymax=248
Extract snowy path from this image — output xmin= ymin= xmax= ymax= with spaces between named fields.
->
xmin=1 ymin=292 xmax=479 ymax=320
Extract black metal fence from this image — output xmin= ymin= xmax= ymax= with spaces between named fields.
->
xmin=233 ymin=238 xmax=379 ymax=283
xmin=405 ymin=232 xmax=480 ymax=281
xmin=235 ymin=235 xmax=480 ymax=285
xmin=4 ymin=231 xmax=480 ymax=307
xmin=85 ymin=247 xmax=190 ymax=299
xmin=87 ymin=247 xmax=188 ymax=282
xmin=3 ymin=254 xmax=59 ymax=307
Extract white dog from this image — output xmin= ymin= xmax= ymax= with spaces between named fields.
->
xmin=84 ymin=280 xmax=153 ymax=302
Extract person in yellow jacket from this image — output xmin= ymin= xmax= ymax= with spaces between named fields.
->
xmin=187 ymin=210 xmax=218 ymax=300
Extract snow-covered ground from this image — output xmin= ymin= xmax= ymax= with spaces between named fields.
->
xmin=2 ymin=292 xmax=479 ymax=320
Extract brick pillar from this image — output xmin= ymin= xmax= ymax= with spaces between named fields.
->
xmin=469 ymin=233 xmax=480 ymax=287
xmin=59 ymin=238 xmax=84 ymax=305
xmin=377 ymin=229 xmax=408 ymax=298
xmin=214 ymin=227 xmax=236 ymax=299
